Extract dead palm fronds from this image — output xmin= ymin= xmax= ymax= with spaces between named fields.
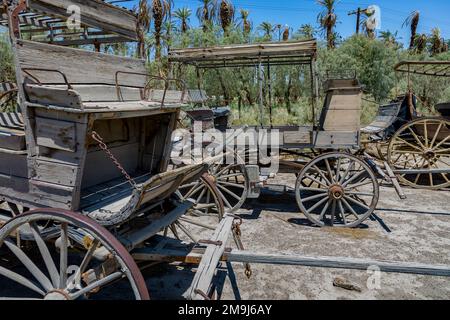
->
xmin=403 ymin=11 xmax=420 ymax=50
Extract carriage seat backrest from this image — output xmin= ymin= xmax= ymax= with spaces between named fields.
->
xmin=319 ymin=79 xmax=362 ymax=132
xmin=16 ymin=40 xmax=147 ymax=107
xmin=186 ymin=89 xmax=210 ymax=104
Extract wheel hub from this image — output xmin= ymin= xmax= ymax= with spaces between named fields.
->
xmin=44 ymin=289 xmax=71 ymax=300
xmin=329 ymin=184 xmax=344 ymax=200
xmin=423 ymin=149 xmax=436 ymax=160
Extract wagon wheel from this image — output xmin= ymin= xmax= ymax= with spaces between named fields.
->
xmin=169 ymin=174 xmax=225 ymax=243
xmin=295 ymin=153 xmax=379 ymax=228
xmin=0 ymin=209 xmax=149 ymax=300
xmin=387 ymin=117 xmax=450 ymax=189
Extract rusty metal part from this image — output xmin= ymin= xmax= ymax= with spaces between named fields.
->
xmin=0 ymin=208 xmax=150 ymax=300
xmin=198 ymin=239 xmax=223 ymax=246
xmin=22 ymin=68 xmax=73 ymax=90
xmin=329 ymin=184 xmax=344 ymax=200
xmin=91 ymin=131 xmax=137 ymax=189
xmin=8 ymin=0 xmax=27 ymax=39
xmin=193 ymin=289 xmax=211 ymax=300
xmin=232 ymin=219 xmax=252 ymax=278
xmin=200 ymin=172 xmax=225 ymax=216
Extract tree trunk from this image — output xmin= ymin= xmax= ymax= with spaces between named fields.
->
xmin=215 ymin=70 xmax=230 ymax=105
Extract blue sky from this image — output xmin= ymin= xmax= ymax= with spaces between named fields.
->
xmin=118 ymin=0 xmax=450 ymax=45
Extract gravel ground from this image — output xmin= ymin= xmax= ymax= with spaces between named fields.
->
xmin=144 ymin=174 xmax=450 ymax=300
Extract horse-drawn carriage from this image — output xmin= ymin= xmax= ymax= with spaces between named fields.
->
xmin=362 ymin=61 xmax=450 ymax=190
xmin=169 ymin=41 xmax=381 ymax=228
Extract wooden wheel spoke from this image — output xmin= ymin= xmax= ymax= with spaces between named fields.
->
xmin=0 ymin=265 xmax=46 ymax=296
xmin=345 ymin=191 xmax=374 ymax=197
xmin=433 ymin=135 xmax=450 ymax=151
xmin=217 ymin=173 xmax=243 ymax=180
xmin=217 ymin=181 xmax=245 ymax=189
xmin=298 ymin=187 xmax=328 ymax=193
xmin=319 ymin=200 xmax=331 ymax=220
xmin=4 ymin=240 xmax=53 ymax=292
xmin=306 ymin=196 xmax=329 ymax=213
xmin=71 ymin=238 xmax=100 ymax=288
xmin=183 ymin=182 xmax=203 ymax=199
xmin=395 ymin=137 xmax=424 ymax=152
xmin=312 ymin=165 xmax=331 ymax=186
xmin=339 ymin=160 xmax=354 ymax=184
xmin=407 ymin=127 xmax=426 ymax=150
xmin=342 ymin=170 xmax=366 ymax=188
xmin=324 ymin=159 xmax=336 ymax=183
xmin=338 ymin=200 xmax=347 ymax=225
xmin=217 ymin=184 xmax=241 ymax=201
xmin=429 ymin=122 xmax=444 ymax=149
xmin=302 ymin=193 xmax=328 ymax=203
xmin=341 ymin=198 xmax=359 ymax=219
xmin=59 ymin=223 xmax=68 ymax=289
xmin=343 ymin=195 xmax=370 ymax=211
xmin=303 ymin=173 xmax=328 ymax=188
xmin=29 ymin=222 xmax=60 ymax=288
xmin=70 ymin=271 xmax=123 ymax=300
xmin=345 ymin=179 xmax=372 ymax=190
xmin=335 ymin=158 xmax=341 ymax=183
xmin=216 ymin=188 xmax=233 ymax=209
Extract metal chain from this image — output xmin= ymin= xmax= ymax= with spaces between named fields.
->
xmin=91 ymin=131 xmax=138 ymax=189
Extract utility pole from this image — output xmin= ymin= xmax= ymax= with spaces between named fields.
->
xmin=348 ymin=7 xmax=367 ymax=34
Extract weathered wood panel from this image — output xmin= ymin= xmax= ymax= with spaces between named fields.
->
xmin=28 ymin=0 xmax=138 ymax=40
xmin=35 ymin=117 xmax=77 ymax=152
xmin=30 ymin=159 xmax=79 ymax=187
xmin=16 ymin=40 xmax=146 ymax=87
xmin=0 ymin=151 xmax=28 ymax=177
xmin=25 ymin=85 xmax=82 ymax=108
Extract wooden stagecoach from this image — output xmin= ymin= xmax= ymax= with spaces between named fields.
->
xmin=0 ymin=0 xmax=245 ymax=300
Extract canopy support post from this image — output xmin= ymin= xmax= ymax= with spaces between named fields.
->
xmin=258 ymin=56 xmax=264 ymax=127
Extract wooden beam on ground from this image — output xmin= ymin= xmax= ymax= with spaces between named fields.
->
xmin=187 ymin=215 xmax=235 ymax=300
xmin=227 ymin=251 xmax=450 ymax=277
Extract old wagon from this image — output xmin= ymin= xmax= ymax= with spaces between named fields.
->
xmin=0 ymin=0 xmax=244 ymax=300
xmin=169 ymin=41 xmax=381 ymax=228
xmin=362 ymin=61 xmax=450 ymax=190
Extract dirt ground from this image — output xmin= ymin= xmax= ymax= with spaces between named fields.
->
xmin=144 ymin=174 xmax=450 ymax=300
xmin=0 ymin=174 xmax=449 ymax=300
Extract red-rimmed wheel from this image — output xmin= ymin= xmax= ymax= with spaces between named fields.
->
xmin=0 ymin=209 xmax=149 ymax=300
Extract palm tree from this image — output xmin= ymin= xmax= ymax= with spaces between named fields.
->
xmin=239 ymin=9 xmax=251 ymax=36
xmin=403 ymin=11 xmax=420 ymax=50
xmin=430 ymin=28 xmax=443 ymax=55
xmin=317 ymin=0 xmax=338 ymax=49
xmin=136 ymin=0 xmax=151 ymax=60
xmin=217 ymin=0 xmax=235 ymax=35
xmin=152 ymin=0 xmax=173 ymax=60
xmin=378 ymin=30 xmax=400 ymax=47
xmin=282 ymin=25 xmax=291 ymax=41
xmin=297 ymin=24 xmax=316 ymax=39
xmin=173 ymin=7 xmax=192 ymax=34
xmin=197 ymin=0 xmax=217 ymax=32
xmin=414 ymin=33 xmax=427 ymax=54
xmin=258 ymin=22 xmax=273 ymax=41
